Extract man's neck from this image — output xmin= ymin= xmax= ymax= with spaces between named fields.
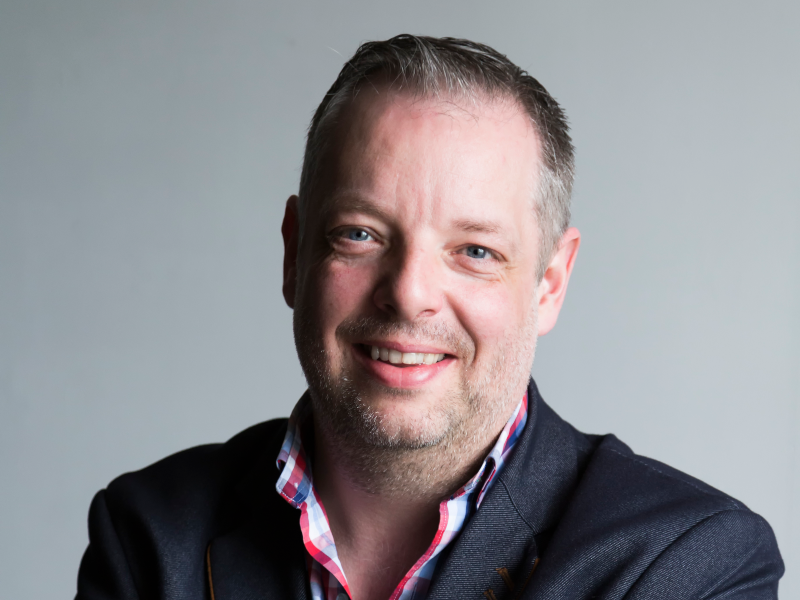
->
xmin=311 ymin=414 xmax=508 ymax=600
xmin=313 ymin=450 xmax=442 ymax=600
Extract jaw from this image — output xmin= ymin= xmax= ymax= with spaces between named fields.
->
xmin=294 ymin=298 xmax=536 ymax=454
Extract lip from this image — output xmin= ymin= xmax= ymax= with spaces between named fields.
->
xmin=357 ymin=339 xmax=452 ymax=355
xmin=351 ymin=343 xmax=455 ymax=389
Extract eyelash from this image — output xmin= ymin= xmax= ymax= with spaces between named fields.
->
xmin=334 ymin=227 xmax=375 ymax=242
xmin=330 ymin=228 xmax=500 ymax=264
xmin=460 ymin=245 xmax=495 ymax=260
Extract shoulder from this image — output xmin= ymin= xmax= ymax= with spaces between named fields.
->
xmin=509 ymin=386 xmax=780 ymax=565
xmin=508 ymin=414 xmax=785 ymax=598
xmin=104 ymin=418 xmax=287 ymax=515
xmin=566 ymin=432 xmax=772 ymax=541
xmin=596 ymin=436 xmax=784 ymax=597
xmin=500 ymin=389 xmax=764 ymax=542
xmin=112 ymin=417 xmax=289 ymax=486
xmin=78 ymin=419 xmax=289 ymax=599
xmin=550 ymin=432 xmax=784 ymax=596
xmin=97 ymin=418 xmax=289 ymax=555
xmin=585 ymin=433 xmax=744 ymax=511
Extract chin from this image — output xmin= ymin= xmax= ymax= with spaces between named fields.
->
xmin=359 ymin=411 xmax=458 ymax=450
xmin=311 ymin=375 xmax=464 ymax=450
xmin=364 ymin=397 xmax=460 ymax=448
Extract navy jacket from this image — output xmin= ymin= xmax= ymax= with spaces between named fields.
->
xmin=76 ymin=380 xmax=784 ymax=599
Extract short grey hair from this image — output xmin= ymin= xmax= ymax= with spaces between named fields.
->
xmin=299 ymin=34 xmax=574 ymax=279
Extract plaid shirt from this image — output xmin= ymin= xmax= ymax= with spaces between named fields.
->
xmin=276 ymin=392 xmax=528 ymax=600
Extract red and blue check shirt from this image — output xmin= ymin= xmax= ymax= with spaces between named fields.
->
xmin=276 ymin=392 xmax=528 ymax=600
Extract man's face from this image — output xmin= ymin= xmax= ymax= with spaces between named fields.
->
xmin=288 ymin=90 xmax=544 ymax=450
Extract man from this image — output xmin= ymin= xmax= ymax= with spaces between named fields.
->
xmin=76 ymin=35 xmax=784 ymax=600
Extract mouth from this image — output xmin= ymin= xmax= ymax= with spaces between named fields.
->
xmin=358 ymin=344 xmax=447 ymax=366
xmin=351 ymin=343 xmax=454 ymax=388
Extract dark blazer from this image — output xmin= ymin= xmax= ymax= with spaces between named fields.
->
xmin=77 ymin=380 xmax=784 ymax=599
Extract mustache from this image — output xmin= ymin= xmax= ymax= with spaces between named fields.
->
xmin=336 ymin=315 xmax=473 ymax=357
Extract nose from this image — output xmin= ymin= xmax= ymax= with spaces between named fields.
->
xmin=373 ymin=246 xmax=444 ymax=321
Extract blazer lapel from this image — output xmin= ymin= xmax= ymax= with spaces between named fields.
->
xmin=426 ymin=480 xmax=539 ymax=600
xmin=427 ymin=380 xmax=583 ymax=600
xmin=207 ymin=507 xmax=308 ymax=600
xmin=206 ymin=423 xmax=310 ymax=600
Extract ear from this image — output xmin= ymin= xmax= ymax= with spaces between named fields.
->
xmin=281 ymin=195 xmax=300 ymax=309
xmin=536 ymin=227 xmax=580 ymax=336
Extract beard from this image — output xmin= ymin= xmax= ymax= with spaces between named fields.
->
xmin=292 ymin=296 xmax=539 ymax=496
xmin=295 ymin=314 xmax=470 ymax=449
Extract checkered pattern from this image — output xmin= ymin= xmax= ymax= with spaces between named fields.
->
xmin=276 ymin=392 xmax=528 ymax=600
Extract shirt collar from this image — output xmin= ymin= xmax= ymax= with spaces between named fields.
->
xmin=276 ymin=391 xmax=528 ymax=507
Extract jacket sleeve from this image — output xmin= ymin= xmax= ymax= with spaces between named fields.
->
xmin=627 ymin=509 xmax=784 ymax=600
xmin=76 ymin=490 xmax=140 ymax=600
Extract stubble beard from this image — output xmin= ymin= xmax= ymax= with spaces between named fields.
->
xmin=293 ymin=302 xmax=539 ymax=499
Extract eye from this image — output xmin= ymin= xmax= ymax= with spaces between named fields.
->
xmin=344 ymin=228 xmax=374 ymax=242
xmin=463 ymin=245 xmax=491 ymax=259
xmin=328 ymin=226 xmax=379 ymax=253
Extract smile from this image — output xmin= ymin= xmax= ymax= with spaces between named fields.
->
xmin=352 ymin=343 xmax=454 ymax=388
xmin=368 ymin=345 xmax=446 ymax=365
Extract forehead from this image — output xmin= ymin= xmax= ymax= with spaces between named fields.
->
xmin=314 ymin=88 xmax=541 ymax=229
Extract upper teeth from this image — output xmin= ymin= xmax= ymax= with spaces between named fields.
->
xmin=369 ymin=346 xmax=445 ymax=365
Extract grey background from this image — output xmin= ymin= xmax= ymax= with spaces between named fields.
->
xmin=1 ymin=1 xmax=798 ymax=598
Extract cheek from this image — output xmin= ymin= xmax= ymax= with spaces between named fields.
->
xmin=308 ymin=260 xmax=377 ymax=334
xmin=448 ymin=279 xmax=534 ymax=354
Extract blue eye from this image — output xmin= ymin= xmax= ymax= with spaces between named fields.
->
xmin=346 ymin=229 xmax=373 ymax=242
xmin=465 ymin=246 xmax=489 ymax=259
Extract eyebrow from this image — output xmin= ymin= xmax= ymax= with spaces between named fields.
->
xmin=323 ymin=192 xmax=509 ymax=237
xmin=322 ymin=191 xmax=391 ymax=219
xmin=452 ymin=218 xmax=503 ymax=235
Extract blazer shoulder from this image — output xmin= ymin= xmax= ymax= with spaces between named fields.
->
xmin=554 ymin=432 xmax=775 ymax=562
xmin=590 ymin=434 xmax=745 ymax=512
xmin=627 ymin=507 xmax=784 ymax=599
xmin=78 ymin=419 xmax=289 ymax=599
xmin=103 ymin=418 xmax=288 ymax=530
xmin=525 ymin=432 xmax=783 ymax=598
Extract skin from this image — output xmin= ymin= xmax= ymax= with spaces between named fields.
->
xmin=282 ymin=88 xmax=580 ymax=600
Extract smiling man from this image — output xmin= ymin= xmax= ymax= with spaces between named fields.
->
xmin=77 ymin=35 xmax=783 ymax=600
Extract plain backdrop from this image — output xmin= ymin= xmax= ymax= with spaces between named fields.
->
xmin=1 ymin=1 xmax=798 ymax=598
